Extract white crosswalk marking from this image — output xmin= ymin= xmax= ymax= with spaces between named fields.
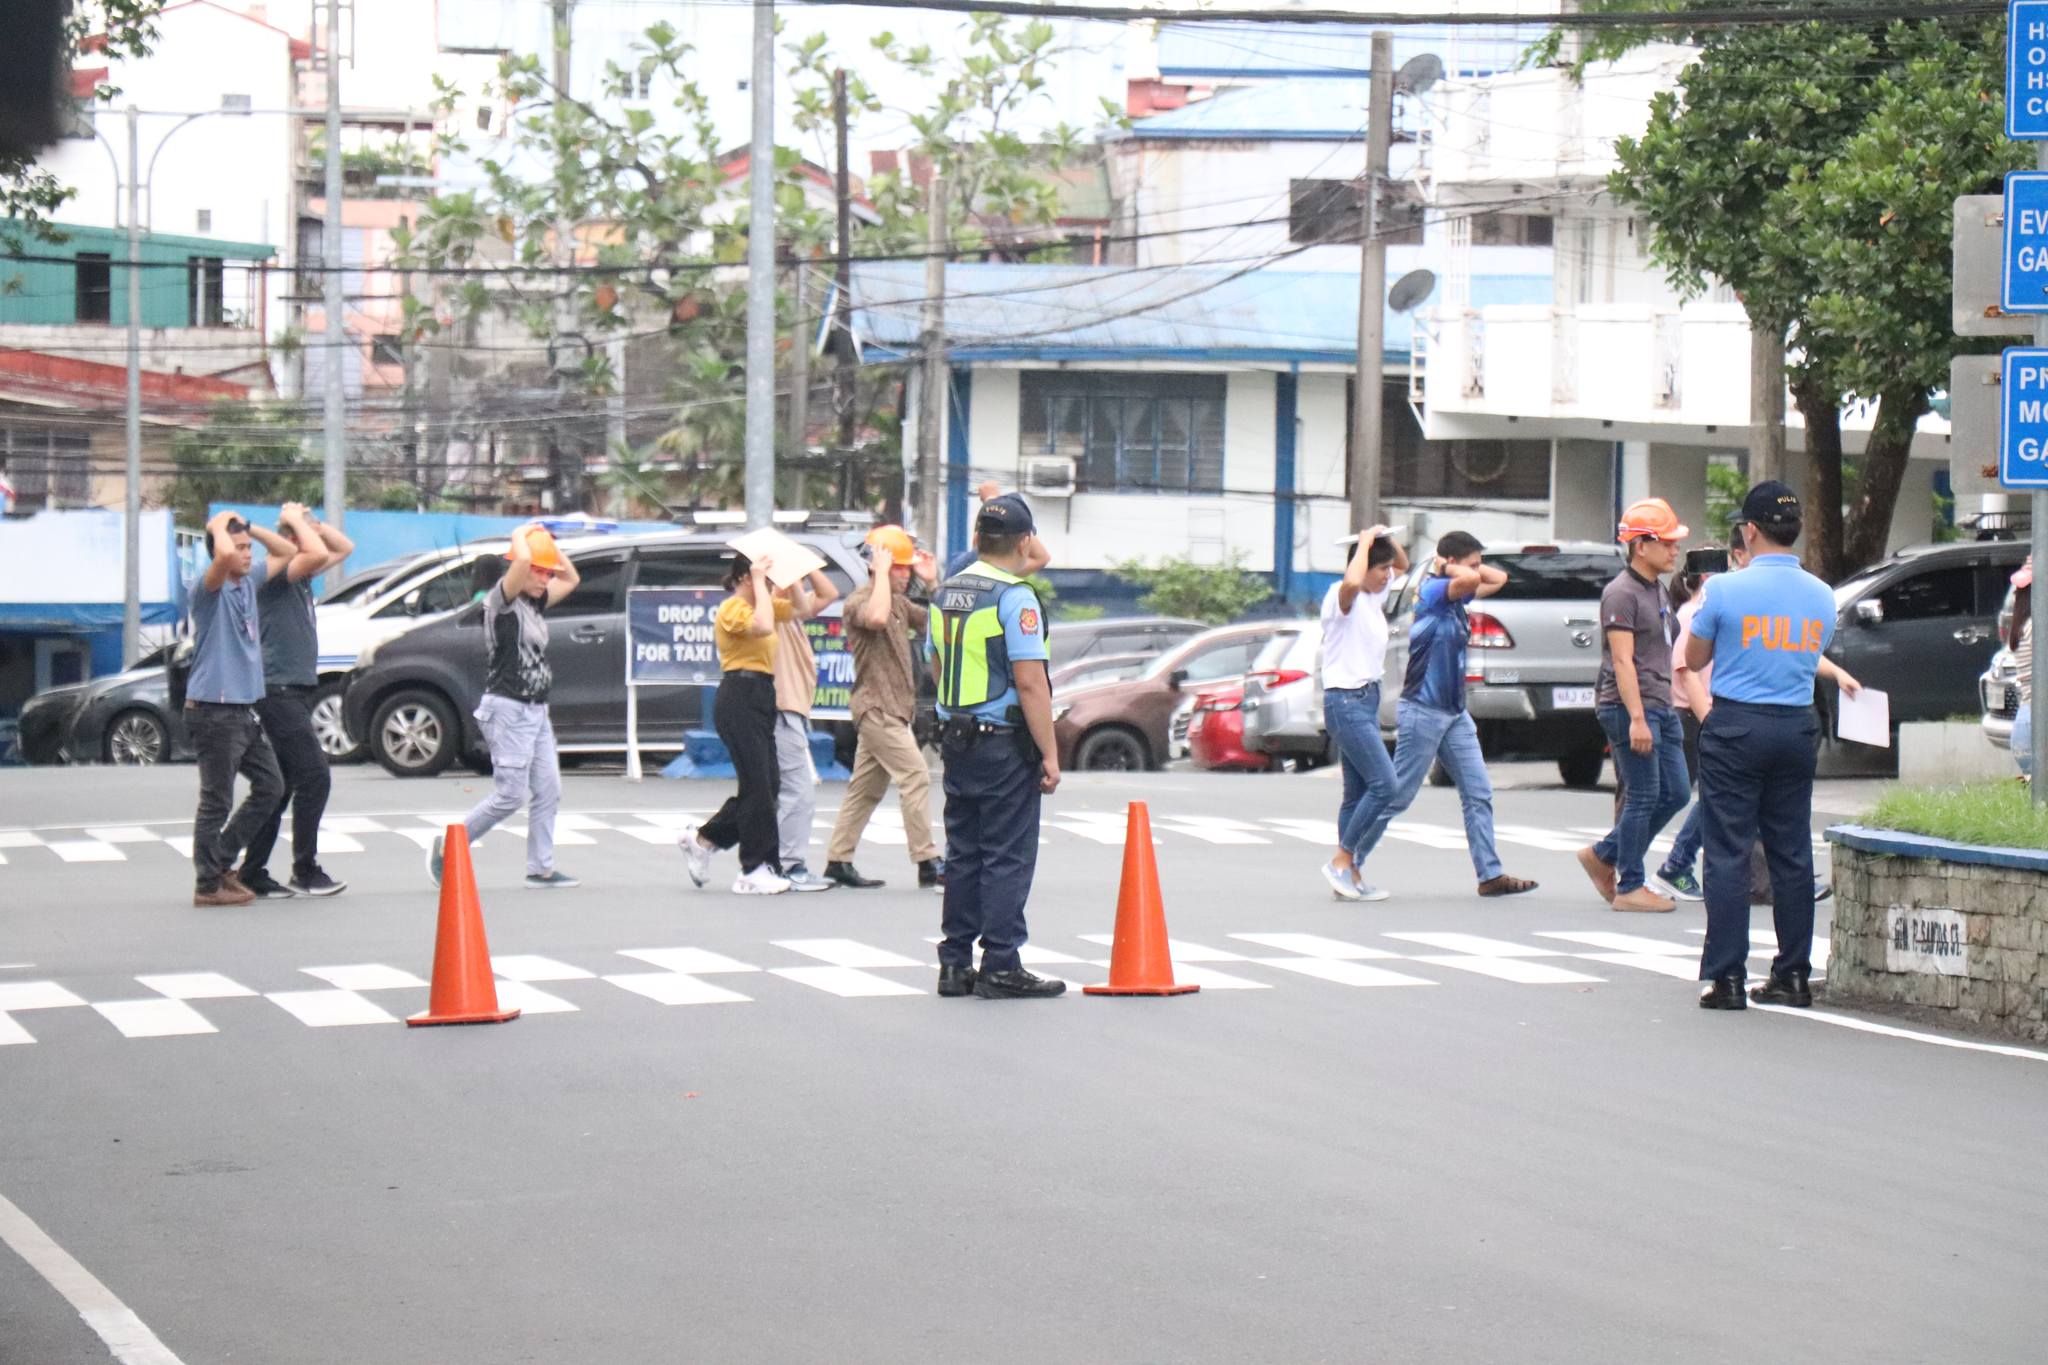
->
xmin=769 ymin=966 xmax=922 ymax=998
xmin=388 ymin=828 xmax=438 ymax=850
xmin=491 ymin=955 xmax=595 ymax=982
xmin=137 ymin=972 xmax=255 ymax=999
xmin=301 ymin=831 xmax=365 ymax=854
xmin=162 ymin=835 xmax=193 ymax=857
xmin=604 ymin=972 xmax=753 ymax=1005
xmin=1149 ymin=816 xmax=1270 ymax=845
xmin=93 ymin=999 xmax=216 ymax=1038
xmin=1252 ymin=956 xmax=1436 ymax=988
xmin=1685 ymin=928 xmax=1832 ymax=971
xmin=1164 ymin=963 xmax=1271 ymax=990
xmin=1577 ymin=952 xmax=1699 ymax=980
xmin=1078 ymin=934 xmax=1248 ymax=962
xmin=773 ymin=939 xmax=922 ymax=969
xmin=320 ymin=817 xmax=390 ymax=835
xmin=1384 ymin=821 xmax=1467 ymax=850
xmin=619 ymin=948 xmax=760 ymax=974
xmin=47 ymin=840 xmax=123 ymax=863
xmin=616 ymin=823 xmax=682 ymax=845
xmin=1259 ymin=817 xmax=1340 ymax=845
xmin=1044 ymin=812 xmax=1142 ymax=845
xmin=1493 ymin=824 xmax=1591 ymax=853
xmin=1227 ymin=932 xmax=1403 ymax=960
xmin=0 ymin=1015 xmax=34 ymax=1045
xmin=266 ymin=989 xmax=396 ymax=1027
xmin=488 ymin=981 xmax=579 ymax=1014
xmin=553 ymin=813 xmax=614 ymax=832
xmin=1534 ymin=931 xmax=1693 ymax=955
xmin=1412 ymin=956 xmax=1605 ymax=984
xmin=0 ymin=981 xmax=86 ymax=1010
xmin=1384 ymin=932 xmax=1559 ymax=958
xmin=83 ymin=826 xmax=163 ymax=844
xmin=0 ymin=832 xmax=42 ymax=851
xmin=301 ymin=964 xmax=427 ymax=992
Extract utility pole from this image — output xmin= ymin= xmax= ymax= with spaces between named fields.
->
xmin=551 ymin=0 xmax=579 ymax=513
xmin=832 ymin=70 xmax=857 ymax=475
xmin=122 ymin=105 xmax=142 ymax=668
xmin=789 ymin=260 xmax=810 ymax=506
xmin=742 ymin=0 xmax=777 ymax=528
xmin=916 ymin=172 xmax=946 ymax=543
xmin=1349 ymin=30 xmax=1393 ymax=533
xmin=321 ymin=0 xmax=347 ymax=530
xmin=1748 ymin=323 xmax=1786 ymax=483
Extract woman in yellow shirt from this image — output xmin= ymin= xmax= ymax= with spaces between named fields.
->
xmin=679 ymin=551 xmax=794 ymax=894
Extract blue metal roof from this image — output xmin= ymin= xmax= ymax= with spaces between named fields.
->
xmin=848 ymin=263 xmax=1550 ymax=366
xmin=1109 ymin=79 xmax=1379 ymax=142
xmin=1155 ymin=23 xmax=1544 ymax=82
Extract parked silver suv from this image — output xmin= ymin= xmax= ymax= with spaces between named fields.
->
xmin=1379 ymin=543 xmax=1620 ymax=788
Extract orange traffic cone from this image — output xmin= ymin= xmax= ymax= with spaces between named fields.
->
xmin=1083 ymin=802 xmax=1199 ymax=997
xmin=408 ymin=825 xmax=520 ymax=1027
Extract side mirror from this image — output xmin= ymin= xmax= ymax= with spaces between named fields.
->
xmin=1168 ymin=668 xmax=1189 ymax=691
xmin=1853 ymin=599 xmax=1884 ymax=626
xmin=403 ymin=589 xmax=424 ymax=616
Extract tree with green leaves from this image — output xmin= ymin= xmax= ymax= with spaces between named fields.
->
xmin=1110 ymin=553 xmax=1272 ymax=625
xmin=163 ymin=402 xmax=326 ymax=527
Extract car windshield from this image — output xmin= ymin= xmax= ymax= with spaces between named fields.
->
xmin=1833 ymin=562 xmax=1891 ymax=610
xmin=1480 ymin=553 xmax=1619 ymax=601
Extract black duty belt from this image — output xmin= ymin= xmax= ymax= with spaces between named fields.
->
xmin=941 ymin=715 xmax=1015 ymax=742
xmin=266 ymin=683 xmax=315 ymax=696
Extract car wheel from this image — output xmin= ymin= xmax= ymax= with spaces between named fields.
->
xmin=370 ymin=689 xmax=458 ymax=778
xmin=105 ymin=709 xmax=168 ymax=765
xmin=1557 ymin=746 xmax=1607 ymax=790
xmin=1076 ymin=726 xmax=1149 ymax=771
xmin=310 ymin=681 xmax=364 ymax=763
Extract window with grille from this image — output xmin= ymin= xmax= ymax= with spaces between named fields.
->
xmin=74 ymin=253 xmax=111 ymax=322
xmin=1 ymin=427 xmax=93 ymax=508
xmin=1019 ymin=372 xmax=1225 ymax=495
xmin=1469 ymin=212 xmax=1553 ymax=247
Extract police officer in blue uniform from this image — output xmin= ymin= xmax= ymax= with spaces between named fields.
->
xmin=1686 ymin=482 xmax=1857 ymax=1010
xmin=927 ymin=494 xmax=1065 ymax=1000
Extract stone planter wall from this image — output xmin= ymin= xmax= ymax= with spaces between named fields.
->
xmin=1826 ymin=825 xmax=2048 ymax=1042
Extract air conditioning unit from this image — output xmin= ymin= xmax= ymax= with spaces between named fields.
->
xmin=1021 ymin=456 xmax=1076 ymax=498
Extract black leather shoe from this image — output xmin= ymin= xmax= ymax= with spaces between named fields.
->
xmin=1698 ymin=974 xmax=1748 ymax=1011
xmin=824 ymin=861 xmax=884 ymax=889
xmin=1749 ymin=969 xmax=1812 ymax=1008
xmin=973 ymin=967 xmax=1067 ymax=999
xmin=937 ymin=965 xmax=977 ymax=997
xmin=918 ymin=857 xmax=946 ymax=890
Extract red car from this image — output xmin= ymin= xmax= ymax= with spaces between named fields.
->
xmin=1188 ymin=685 xmax=1277 ymax=772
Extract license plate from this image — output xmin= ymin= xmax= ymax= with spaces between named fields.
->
xmin=1551 ymin=687 xmax=1596 ymax=709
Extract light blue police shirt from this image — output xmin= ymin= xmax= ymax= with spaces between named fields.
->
xmin=1690 ymin=553 xmax=1835 ymax=705
xmin=933 ymin=581 xmax=1050 ymax=725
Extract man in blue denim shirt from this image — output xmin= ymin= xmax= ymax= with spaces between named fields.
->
xmin=1318 ymin=525 xmax=1407 ymax=901
xmin=1577 ymin=498 xmax=1690 ymax=913
xmin=1348 ymin=531 xmax=1538 ymax=899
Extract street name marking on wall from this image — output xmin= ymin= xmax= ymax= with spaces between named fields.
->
xmin=1885 ymin=905 xmax=1969 ymax=977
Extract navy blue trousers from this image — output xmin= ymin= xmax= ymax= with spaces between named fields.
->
xmin=1697 ymin=700 xmax=1819 ymax=982
xmin=938 ymin=731 xmax=1040 ymax=973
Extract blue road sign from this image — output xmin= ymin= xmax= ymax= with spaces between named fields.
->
xmin=2003 ymin=172 xmax=2048 ymax=313
xmin=2001 ymin=348 xmax=2048 ymax=488
xmin=2012 ymin=1 xmax=2048 ymax=138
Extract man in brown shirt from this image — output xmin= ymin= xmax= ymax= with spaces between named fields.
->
xmin=825 ymin=525 xmax=944 ymax=890
xmin=771 ymin=568 xmax=840 ymax=891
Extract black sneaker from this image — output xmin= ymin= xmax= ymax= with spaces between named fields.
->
xmin=238 ymin=869 xmax=297 ymax=900
xmin=917 ymin=857 xmax=946 ymax=891
xmin=289 ymin=866 xmax=347 ymax=898
xmin=973 ymin=967 xmax=1066 ymax=1000
xmin=824 ymin=861 xmax=884 ymax=889
xmin=1749 ymin=968 xmax=1812 ymax=1008
xmin=937 ymin=965 xmax=977 ymax=997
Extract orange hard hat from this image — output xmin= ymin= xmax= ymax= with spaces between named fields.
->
xmin=865 ymin=524 xmax=916 ymax=566
xmin=507 ymin=527 xmax=568 ymax=571
xmin=1617 ymin=497 xmax=1688 ymax=545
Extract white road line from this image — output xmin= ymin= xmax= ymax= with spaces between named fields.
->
xmin=83 ymin=827 xmax=163 ymax=844
xmin=553 ymin=813 xmax=614 ymax=831
xmin=0 ymin=1186 xmax=188 ymax=1365
xmin=1754 ymin=1005 xmax=2048 ymax=1062
xmin=1535 ymin=931 xmax=1695 ymax=955
xmin=603 ymin=972 xmax=752 ymax=1005
xmin=0 ymin=981 xmax=87 ymax=1011
xmin=491 ymin=954 xmax=596 ymax=982
xmin=136 ymin=972 xmax=255 ymax=1000
xmin=298 ymin=831 xmax=364 ymax=854
xmin=1166 ymin=963 xmax=1271 ymax=990
xmin=1687 ymin=928 xmax=1833 ymax=971
xmin=388 ymin=828 xmax=439 ymax=850
xmin=320 ymin=817 xmax=390 ymax=835
xmin=1078 ymin=934 xmax=1249 ymax=963
xmin=769 ymin=966 xmax=923 ymax=998
xmin=1574 ymin=952 xmax=1700 ymax=980
xmin=265 ymin=990 xmax=396 ymax=1027
xmin=1412 ymin=955 xmax=1606 ymax=985
xmin=1383 ymin=932 xmax=1560 ymax=959
xmin=0 ymin=1015 xmax=33 ymax=1045
xmin=1149 ymin=816 xmax=1270 ymax=845
xmin=487 ymin=981 xmax=578 ymax=1014
xmin=1383 ymin=822 xmax=1468 ymax=850
xmin=1492 ymin=824 xmax=1592 ymax=853
xmin=772 ymin=938 xmax=922 ymax=969
xmin=46 ymin=840 xmax=125 ymax=864
xmin=1252 ymin=956 xmax=1437 ymax=988
xmin=1259 ymin=817 xmax=1341 ymax=845
xmin=620 ymin=947 xmax=761 ymax=974
xmin=616 ymin=824 xmax=684 ymax=846
xmin=93 ymin=1000 xmax=217 ymax=1039
xmin=1042 ymin=815 xmax=1137 ymax=845
xmin=923 ymin=938 xmax=1084 ymax=966
xmin=301 ymin=964 xmax=428 ymax=992
xmin=1228 ymin=932 xmax=1403 ymax=960
xmin=0 ymin=831 xmax=43 ymax=848
xmin=160 ymin=836 xmax=192 ymax=858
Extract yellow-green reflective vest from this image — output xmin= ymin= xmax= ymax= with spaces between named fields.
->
xmin=928 ymin=561 xmax=1036 ymax=714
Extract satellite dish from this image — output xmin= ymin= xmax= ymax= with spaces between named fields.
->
xmin=1387 ymin=268 xmax=1437 ymax=314
xmin=1396 ymin=53 xmax=1444 ymax=96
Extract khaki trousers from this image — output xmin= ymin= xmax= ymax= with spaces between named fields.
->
xmin=826 ymin=712 xmax=938 ymax=864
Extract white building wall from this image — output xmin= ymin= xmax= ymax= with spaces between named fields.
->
xmin=1294 ymin=371 xmax=1352 ymax=577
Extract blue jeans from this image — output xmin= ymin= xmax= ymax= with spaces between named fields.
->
xmin=2014 ymin=702 xmax=2033 ymax=778
xmin=1662 ymin=801 xmax=1705 ymax=878
xmin=1593 ymin=705 xmax=1689 ymax=894
xmin=1325 ymin=684 xmax=1396 ymax=860
xmin=1353 ymin=700 xmax=1503 ymax=882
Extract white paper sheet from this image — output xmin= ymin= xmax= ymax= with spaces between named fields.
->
xmin=724 ymin=527 xmax=826 ymax=589
xmin=1837 ymin=685 xmax=1891 ymax=748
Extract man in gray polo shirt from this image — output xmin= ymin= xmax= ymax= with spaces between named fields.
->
xmin=236 ymin=504 xmax=354 ymax=899
xmin=187 ymin=508 xmax=293 ymax=907
xmin=1577 ymin=497 xmax=1690 ymax=913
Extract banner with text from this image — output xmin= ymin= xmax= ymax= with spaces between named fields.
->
xmin=627 ymin=587 xmax=852 ymax=719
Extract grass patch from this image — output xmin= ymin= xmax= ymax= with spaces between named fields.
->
xmin=1864 ymin=781 xmax=2048 ymax=850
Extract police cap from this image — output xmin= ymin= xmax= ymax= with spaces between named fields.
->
xmin=976 ymin=492 xmax=1035 ymax=535
xmin=1738 ymin=480 xmax=1801 ymax=531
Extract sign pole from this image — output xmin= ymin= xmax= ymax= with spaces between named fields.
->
xmin=625 ymin=614 xmax=643 ymax=783
xmin=2034 ymin=140 xmax=2048 ymax=805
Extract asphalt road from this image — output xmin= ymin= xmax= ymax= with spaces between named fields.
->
xmin=2 ymin=760 xmax=2044 ymax=1364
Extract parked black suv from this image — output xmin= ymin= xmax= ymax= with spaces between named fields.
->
xmin=342 ymin=529 xmax=870 ymax=777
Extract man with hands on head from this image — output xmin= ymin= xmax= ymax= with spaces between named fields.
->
xmin=431 ymin=522 xmax=582 ymax=890
xmin=1319 ymin=524 xmax=1408 ymax=902
xmin=236 ymin=502 xmax=354 ymax=899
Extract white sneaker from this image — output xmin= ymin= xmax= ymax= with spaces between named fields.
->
xmin=782 ymin=862 xmax=834 ymax=893
xmin=678 ymin=821 xmax=711 ymax=888
xmin=1321 ymin=859 xmax=1364 ymax=901
xmin=733 ymin=865 xmax=791 ymax=895
xmin=1351 ymin=871 xmax=1391 ymax=903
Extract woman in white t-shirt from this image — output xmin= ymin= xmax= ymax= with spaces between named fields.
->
xmin=1320 ymin=526 xmax=1409 ymax=900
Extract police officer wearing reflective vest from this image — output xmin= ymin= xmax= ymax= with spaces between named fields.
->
xmin=1686 ymin=481 xmax=1857 ymax=1010
xmin=926 ymin=493 xmax=1065 ymax=1000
